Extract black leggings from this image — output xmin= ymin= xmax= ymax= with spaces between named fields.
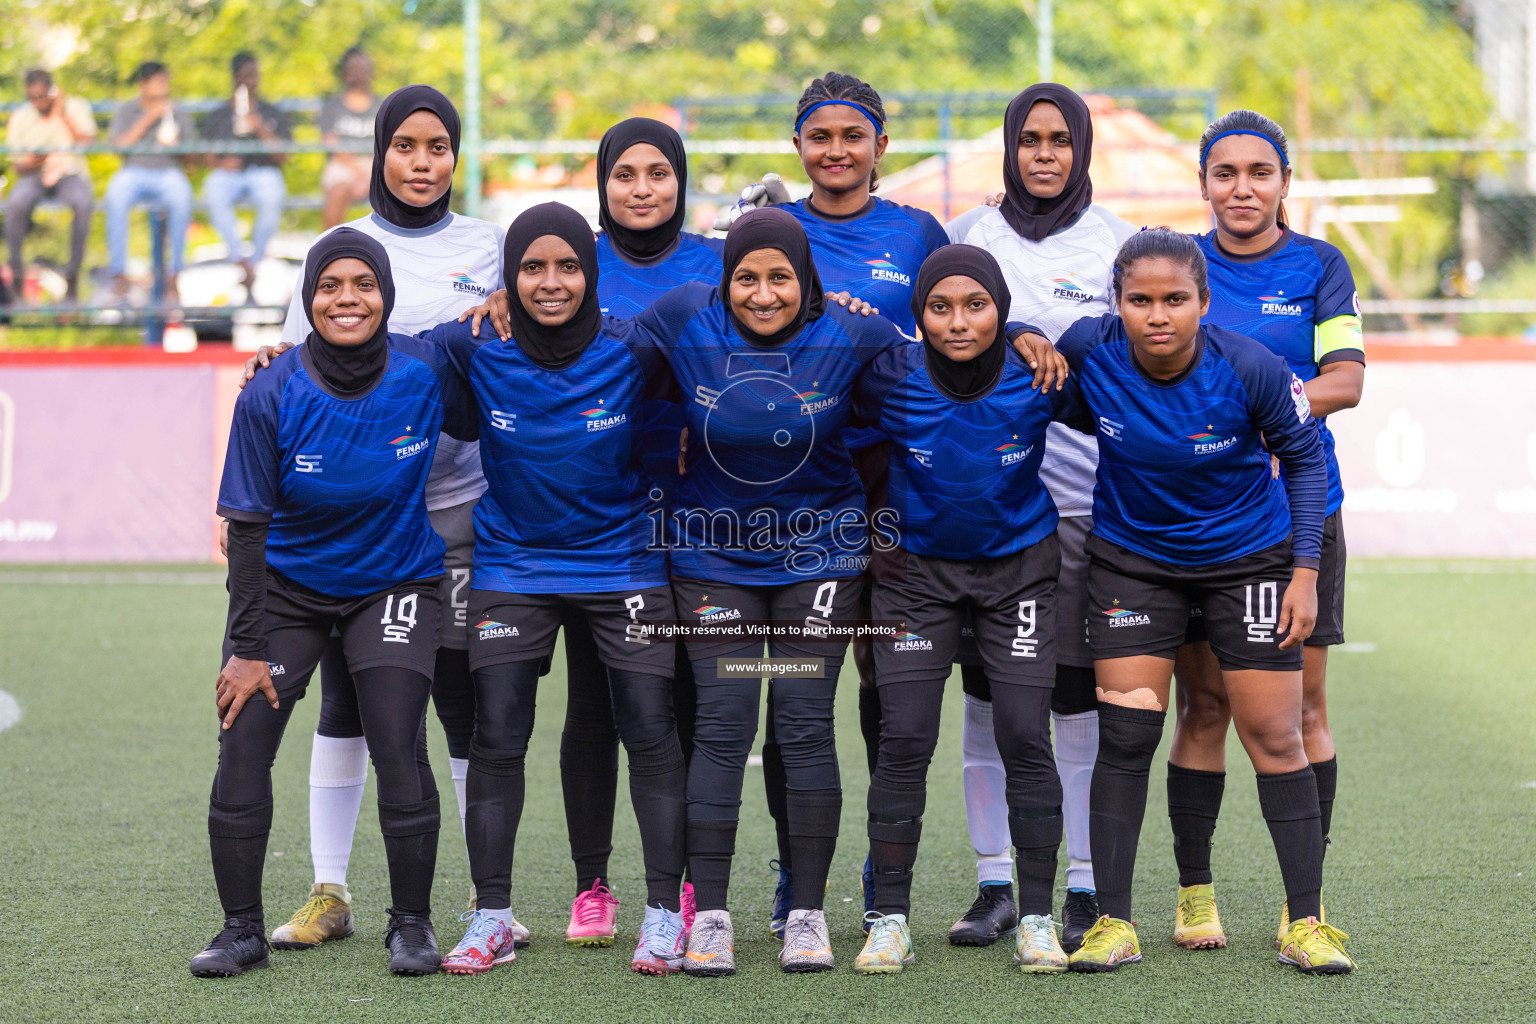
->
xmin=209 ymin=666 xmax=439 ymax=923
xmin=317 ymin=635 xmax=476 ymax=760
xmin=467 ymin=656 xmax=685 ymax=911
xmin=557 ymin=614 xmax=699 ymax=894
xmin=869 ymin=679 xmax=1061 ymax=917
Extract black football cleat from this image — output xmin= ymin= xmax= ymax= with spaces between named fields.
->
xmin=947 ymin=883 xmax=1019 ymax=947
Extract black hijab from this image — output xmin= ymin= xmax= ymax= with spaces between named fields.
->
xmin=302 ymin=227 xmax=395 ymax=394
xmin=502 ymin=202 xmax=603 ymax=370
xmin=719 ymin=207 xmax=825 ymax=347
xmin=370 ymin=85 xmax=461 ymax=230
xmin=910 ymin=244 xmax=1012 ymax=400
xmin=596 ymin=117 xmax=689 ymax=264
xmin=1000 ymin=83 xmax=1094 ymax=243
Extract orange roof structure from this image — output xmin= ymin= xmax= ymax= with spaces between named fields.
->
xmin=881 ymin=94 xmax=1212 ymax=232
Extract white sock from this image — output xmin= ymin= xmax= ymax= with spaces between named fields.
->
xmin=309 ymin=733 xmax=369 ymax=886
xmin=1053 ymin=709 xmax=1099 ymax=891
xmin=475 ymin=905 xmax=514 ymax=926
xmin=450 ymin=756 xmax=470 ymax=835
xmin=961 ymin=694 xmax=1013 ymax=886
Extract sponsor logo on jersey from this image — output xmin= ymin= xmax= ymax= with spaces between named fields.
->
xmin=866 ymin=256 xmax=912 ymax=287
xmin=1050 ymin=273 xmax=1093 ymax=302
xmin=267 ymin=662 xmax=286 ymax=677
xmin=581 ymin=405 xmax=628 ymax=432
xmin=390 ymin=433 xmax=431 ymax=459
xmin=797 ymin=389 xmax=838 ymax=415
xmin=893 ymin=630 xmax=934 ymax=651
xmin=693 ymin=604 xmax=742 ymax=624
xmin=996 ymin=439 xmax=1035 ymax=466
xmin=1103 ymin=605 xmax=1152 ymax=628
xmin=451 ymin=267 xmax=489 ymax=297
xmin=1187 ymin=428 xmax=1238 ymax=454
xmin=476 ymin=618 xmax=520 ymax=640
xmin=1289 ymin=375 xmax=1312 ymax=422
xmin=1259 ymin=292 xmax=1305 ymax=316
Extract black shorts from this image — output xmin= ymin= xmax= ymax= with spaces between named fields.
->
xmin=671 ymin=574 xmax=863 ymax=661
xmin=1086 ymin=533 xmax=1303 ymax=672
xmin=955 ymin=514 xmax=1090 ymax=670
xmin=223 ymin=571 xmax=442 ymax=699
xmin=428 ymin=498 xmax=477 ymax=651
xmin=873 ymin=535 xmax=1059 ymax=687
xmin=467 ymin=585 xmax=676 ymax=675
xmin=1181 ymin=510 xmax=1346 ymax=649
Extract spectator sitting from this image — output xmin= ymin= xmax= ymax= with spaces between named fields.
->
xmin=199 ymin=52 xmax=290 ymax=291
xmin=104 ymin=61 xmax=195 ymax=304
xmin=5 ymin=69 xmax=97 ymax=304
xmin=318 ymin=48 xmax=379 ymax=229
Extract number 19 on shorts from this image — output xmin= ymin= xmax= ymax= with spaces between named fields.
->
xmin=1244 ymin=582 xmax=1278 ymax=643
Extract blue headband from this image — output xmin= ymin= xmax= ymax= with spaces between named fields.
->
xmin=1200 ymin=128 xmax=1288 ymax=169
xmin=795 ymin=99 xmax=883 ymax=134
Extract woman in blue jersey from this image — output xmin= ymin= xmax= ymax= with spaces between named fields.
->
xmin=1163 ymin=109 xmax=1365 ymax=951
xmin=1049 ymin=229 xmax=1351 ymax=976
xmin=944 ymin=82 xmax=1136 ymax=953
xmin=765 ymin=71 xmax=949 ymax=933
xmin=423 ymin=203 xmax=691 ymax=977
xmin=849 ymin=245 xmax=1076 ymax=976
xmin=195 ymin=230 xmax=474 ymax=979
xmin=551 ymin=117 xmax=722 ymax=945
xmin=243 ymin=86 xmax=517 ymax=952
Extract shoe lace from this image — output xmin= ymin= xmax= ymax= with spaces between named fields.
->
xmin=960 ymin=888 xmax=1000 ymax=922
xmin=645 ymin=911 xmax=685 ymax=953
xmin=1063 ymin=889 xmax=1096 ymax=915
xmin=573 ymin=882 xmax=618 ymax=926
xmin=209 ymin=919 xmax=262 ymax=950
xmin=1180 ymin=889 xmax=1218 ymax=927
xmin=456 ymin=910 xmax=505 ymax=947
xmin=783 ymin=914 xmax=823 ymax=951
xmin=290 ymin=894 xmax=331 ymax=928
xmin=1076 ymin=916 xmax=1125 ymax=955
xmin=863 ymin=914 xmax=904 ymax=952
xmin=769 ymin=859 xmax=793 ymax=905
xmin=1294 ymin=918 xmax=1350 ymax=950
xmin=386 ymin=912 xmax=432 ymax=946
xmin=693 ymin=916 xmax=730 ymax=952
xmin=1020 ymin=915 xmax=1059 ymax=950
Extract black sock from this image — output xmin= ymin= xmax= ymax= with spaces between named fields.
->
xmin=858 ymin=684 xmax=882 ymax=777
xmin=867 ymin=779 xmax=925 ymax=917
xmin=1167 ymin=763 xmax=1225 ymax=887
xmin=378 ymin=793 xmax=440 ymax=917
xmin=761 ymin=739 xmax=793 ymax=870
xmin=1312 ymin=756 xmax=1338 ymax=848
xmin=625 ymin=732 xmax=687 ymax=911
xmin=208 ymin=795 xmax=272 ymax=927
xmin=686 ymin=820 xmax=738 ymax=912
xmin=1008 ymin=800 xmax=1063 ymax=917
xmin=1256 ymin=767 xmax=1323 ymax=922
xmin=786 ymin=788 xmax=842 ymax=911
xmin=561 ymin=731 xmax=618 ymax=894
xmin=1089 ymin=703 xmax=1167 ymax=921
xmin=466 ymin=737 xmax=526 ymax=910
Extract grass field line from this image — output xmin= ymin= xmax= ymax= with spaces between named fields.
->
xmin=0 ymin=689 xmax=20 ymax=733
xmin=0 ymin=570 xmax=225 ymax=585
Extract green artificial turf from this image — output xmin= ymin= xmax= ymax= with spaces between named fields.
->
xmin=0 ymin=562 xmax=1533 ymax=1023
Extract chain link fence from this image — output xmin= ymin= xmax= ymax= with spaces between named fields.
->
xmin=1 ymin=0 xmax=1533 ymax=339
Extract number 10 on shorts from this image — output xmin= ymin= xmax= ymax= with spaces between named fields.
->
xmin=1244 ymin=582 xmax=1278 ymax=643
xmin=380 ymin=592 xmax=419 ymax=644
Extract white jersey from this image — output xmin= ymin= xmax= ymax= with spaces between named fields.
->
xmin=947 ymin=204 xmax=1136 ymax=517
xmin=281 ymin=211 xmax=505 ymax=511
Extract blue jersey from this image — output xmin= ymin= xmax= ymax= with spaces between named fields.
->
xmin=428 ymin=318 xmax=677 ymax=594
xmin=635 ymin=282 xmax=908 ymax=583
xmin=1197 ymin=228 xmax=1361 ymax=514
xmin=785 ymin=197 xmax=946 ymax=450
xmin=1053 ymin=316 xmax=1328 ymax=567
xmin=855 ymin=342 xmax=1062 ymax=560
xmin=596 ymin=231 xmax=725 ymax=493
xmin=218 ymin=337 xmax=471 ymax=597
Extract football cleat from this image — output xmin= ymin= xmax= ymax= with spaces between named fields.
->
xmin=1060 ymin=888 xmax=1099 ymax=954
xmin=682 ymin=909 xmax=736 ymax=977
xmin=1278 ymin=916 xmax=1354 ymax=975
xmin=270 ymin=883 xmax=354 ymax=949
xmin=190 ymin=917 xmax=270 ymax=978
xmin=632 ymin=904 xmax=688 ymax=975
xmin=442 ymin=910 xmax=518 ymax=975
xmin=779 ymin=908 xmax=834 ymax=973
xmin=566 ymin=879 xmax=619 ymax=947
xmin=1014 ymin=914 xmax=1068 ymax=973
xmin=948 ymin=883 xmax=1019 ymax=947
xmin=1066 ymin=916 xmax=1141 ymax=973
xmin=854 ymin=912 xmax=914 ymax=974
xmin=1173 ymin=883 xmax=1227 ymax=950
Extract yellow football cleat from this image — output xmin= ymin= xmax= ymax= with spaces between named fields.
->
xmin=1278 ymin=916 xmax=1354 ymax=975
xmin=1173 ymin=884 xmax=1227 ymax=949
xmin=1276 ymin=900 xmax=1326 ymax=948
xmin=270 ymin=883 xmax=354 ymax=949
xmin=1066 ymin=915 xmax=1141 ymax=973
